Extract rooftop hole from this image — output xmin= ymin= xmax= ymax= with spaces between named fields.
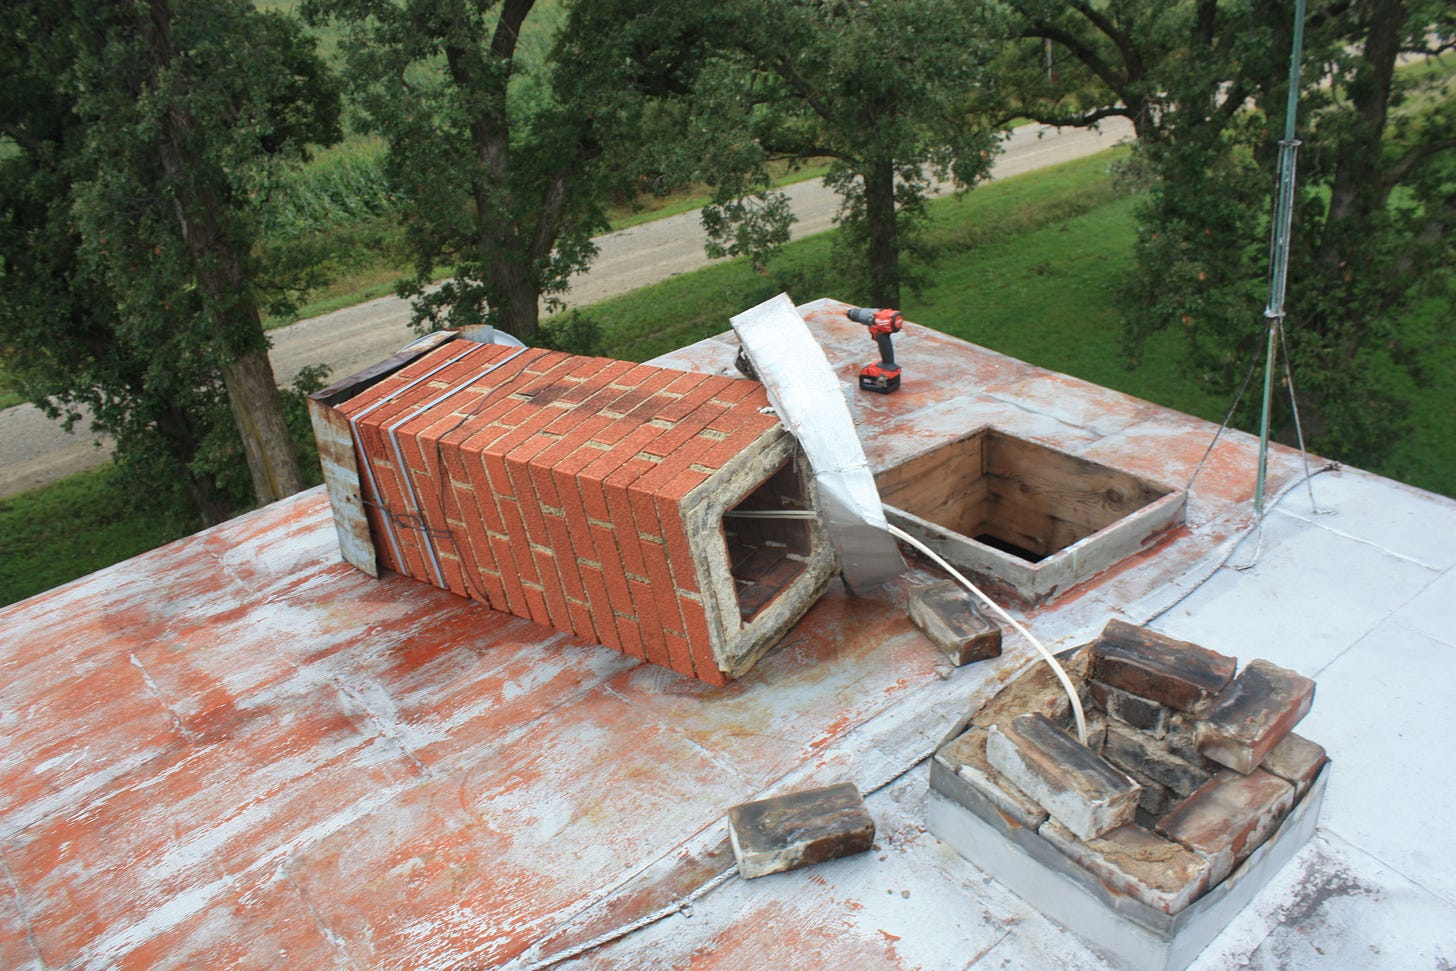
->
xmin=876 ymin=429 xmax=1185 ymax=601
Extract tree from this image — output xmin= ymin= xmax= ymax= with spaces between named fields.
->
xmin=1005 ymin=0 xmax=1456 ymax=468
xmin=76 ymin=0 xmax=341 ymax=505
xmin=304 ymin=0 xmax=680 ymax=344
xmin=0 ymin=0 xmax=341 ymax=518
xmin=691 ymin=0 xmax=1006 ymax=308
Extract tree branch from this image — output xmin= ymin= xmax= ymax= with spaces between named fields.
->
xmin=1385 ymin=135 xmax=1456 ymax=186
xmin=0 ymin=122 xmax=45 ymax=157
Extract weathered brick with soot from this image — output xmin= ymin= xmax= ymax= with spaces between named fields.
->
xmin=1259 ymin=732 xmax=1327 ymax=798
xmin=1197 ymin=659 xmax=1315 ymax=774
xmin=906 ymin=580 xmax=1003 ymax=665
xmin=1088 ymin=679 xmax=1170 ymax=736
xmin=727 ymin=782 xmax=875 ymax=879
xmin=1103 ymin=723 xmax=1212 ymax=799
xmin=937 ymin=727 xmax=1048 ymax=830
xmin=987 ymin=712 xmax=1141 ymax=841
xmin=1040 ymin=820 xmax=1212 ymax=915
xmin=1089 ymin=619 xmax=1236 ymax=714
xmin=1156 ymin=768 xmax=1295 ymax=887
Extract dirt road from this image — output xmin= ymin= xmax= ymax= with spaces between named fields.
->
xmin=0 ymin=121 xmax=1131 ymax=499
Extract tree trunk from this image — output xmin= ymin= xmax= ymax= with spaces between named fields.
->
xmin=495 ymin=259 xmax=542 ymax=343
xmin=142 ymin=0 xmax=305 ymax=507
xmin=865 ymin=156 xmax=900 ymax=308
xmin=222 ymin=347 xmax=305 ymax=504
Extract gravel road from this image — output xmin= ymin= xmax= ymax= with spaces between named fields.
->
xmin=0 ymin=120 xmax=1131 ymax=499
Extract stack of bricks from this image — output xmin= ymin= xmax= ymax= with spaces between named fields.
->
xmin=323 ymin=338 xmax=836 ymax=685
xmin=933 ymin=619 xmax=1325 ymax=915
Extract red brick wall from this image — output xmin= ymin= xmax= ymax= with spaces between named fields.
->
xmin=334 ymin=340 xmax=807 ymax=684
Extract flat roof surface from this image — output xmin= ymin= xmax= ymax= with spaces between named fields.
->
xmin=3 ymin=299 xmax=1452 ymax=969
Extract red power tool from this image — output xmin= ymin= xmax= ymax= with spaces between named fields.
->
xmin=846 ymin=306 xmax=904 ymax=393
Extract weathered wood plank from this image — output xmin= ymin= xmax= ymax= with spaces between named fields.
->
xmin=307 ymin=397 xmax=378 ymax=577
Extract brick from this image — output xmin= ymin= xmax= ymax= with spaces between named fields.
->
xmin=905 ymin=580 xmax=1002 ymax=665
xmin=986 ymin=712 xmax=1141 ymax=841
xmin=938 ymin=728 xmax=1047 ymax=830
xmin=518 ymin=582 xmax=553 ymax=629
xmin=1102 ymin=723 xmax=1212 ymax=799
xmin=1040 ymin=821 xmax=1212 ymax=916
xmin=726 ymin=782 xmax=875 ymax=879
xmin=1259 ymin=732 xmax=1327 ymax=798
xmin=1088 ymin=619 xmax=1236 ymax=714
xmin=577 ymin=563 xmax=622 ymax=654
xmin=677 ymin=594 xmax=721 ymax=682
xmin=1156 ymin=768 xmax=1295 ymax=886
xmin=530 ymin=546 xmax=573 ymax=632
xmin=661 ymin=630 xmax=697 ymax=681
xmin=656 ymin=495 xmax=704 ymax=595
xmin=1197 ymin=659 xmax=1315 ymax=775
xmin=1162 ymin=712 xmax=1225 ymax=775
xmin=626 ymin=574 xmax=670 ymax=670
xmin=612 ymin=611 xmax=646 ymax=661
xmin=1088 ymin=679 xmax=1170 ymax=735
xmin=1123 ymin=764 xmax=1176 ymax=816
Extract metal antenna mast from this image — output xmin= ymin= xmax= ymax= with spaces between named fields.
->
xmin=1254 ymin=0 xmax=1308 ymax=517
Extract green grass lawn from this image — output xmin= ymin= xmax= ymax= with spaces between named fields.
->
xmin=0 ymin=465 xmax=196 ymax=605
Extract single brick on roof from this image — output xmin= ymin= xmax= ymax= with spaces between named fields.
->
xmin=1088 ymin=619 xmax=1236 ymax=714
xmin=727 ymin=782 xmax=876 ymax=879
xmin=905 ymin=579 xmax=1002 ymax=665
xmin=309 ymin=336 xmax=839 ymax=684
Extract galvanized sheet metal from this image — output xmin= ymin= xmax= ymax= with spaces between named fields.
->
xmin=730 ymin=294 xmax=905 ymax=593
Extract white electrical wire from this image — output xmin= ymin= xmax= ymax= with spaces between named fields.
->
xmin=723 ymin=509 xmax=1089 ymax=745
xmin=883 ymin=524 xmax=1088 ymax=746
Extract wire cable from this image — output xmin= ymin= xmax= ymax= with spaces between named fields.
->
xmin=723 ymin=509 xmax=1088 ymax=744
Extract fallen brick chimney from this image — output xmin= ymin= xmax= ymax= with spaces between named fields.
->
xmin=929 ymin=619 xmax=1326 ymax=971
xmin=308 ymin=335 xmax=837 ymax=685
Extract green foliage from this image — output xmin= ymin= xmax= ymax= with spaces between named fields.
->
xmin=0 ymin=0 xmax=342 ymax=520
xmin=1010 ymin=0 xmax=1456 ymax=472
xmin=686 ymin=0 xmax=1008 ymax=307
xmin=301 ymin=0 xmax=680 ymax=341
xmin=265 ymin=139 xmax=397 ymax=239
xmin=537 ymin=310 xmax=602 ymax=357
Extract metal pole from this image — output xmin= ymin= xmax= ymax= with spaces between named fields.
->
xmin=1255 ymin=0 xmax=1307 ymax=518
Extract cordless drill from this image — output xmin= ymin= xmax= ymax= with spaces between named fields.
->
xmin=846 ymin=306 xmax=904 ymax=393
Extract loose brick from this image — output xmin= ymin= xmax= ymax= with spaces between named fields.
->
xmin=905 ymin=580 xmax=1003 ymax=665
xmin=1197 ymin=659 xmax=1315 ymax=775
xmin=1259 ymin=732 xmax=1328 ymax=798
xmin=1122 ymin=764 xmax=1176 ymax=816
xmin=1103 ymin=723 xmax=1212 ymax=799
xmin=1156 ymin=768 xmax=1295 ymax=886
xmin=1088 ymin=679 xmax=1170 ymax=735
xmin=987 ymin=712 xmax=1141 ymax=841
xmin=1088 ymin=619 xmax=1236 ymax=714
xmin=1040 ymin=820 xmax=1212 ymax=916
xmin=727 ymin=782 xmax=875 ymax=879
xmin=939 ymin=728 xmax=1047 ymax=830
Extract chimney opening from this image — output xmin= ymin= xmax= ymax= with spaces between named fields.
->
xmin=877 ymin=428 xmax=1186 ymax=600
xmin=721 ymin=458 xmax=813 ymax=623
